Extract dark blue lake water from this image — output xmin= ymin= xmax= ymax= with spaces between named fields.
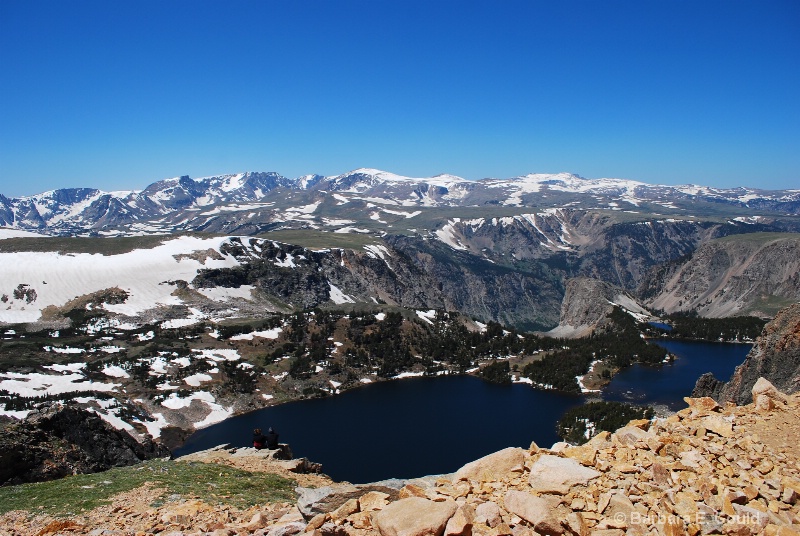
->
xmin=603 ymin=340 xmax=751 ymax=409
xmin=173 ymin=340 xmax=750 ymax=483
xmin=172 ymin=375 xmax=584 ymax=483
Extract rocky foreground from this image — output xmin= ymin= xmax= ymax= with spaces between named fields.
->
xmin=2 ymin=378 xmax=800 ymax=536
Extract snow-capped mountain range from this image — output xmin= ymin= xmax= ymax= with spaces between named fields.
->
xmin=1 ymin=168 xmax=798 ymax=235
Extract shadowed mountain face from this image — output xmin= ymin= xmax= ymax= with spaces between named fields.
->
xmin=693 ymin=302 xmax=800 ymax=405
xmin=0 ymin=403 xmax=170 ymax=485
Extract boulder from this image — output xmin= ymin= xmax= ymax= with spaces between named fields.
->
xmin=296 ymin=482 xmax=403 ymax=519
xmin=371 ymin=497 xmax=458 ymax=536
xmin=474 ymin=501 xmax=502 ymax=527
xmin=296 ymin=484 xmax=362 ymax=519
xmin=527 ymin=454 xmax=601 ymax=494
xmin=453 ymin=447 xmax=526 ymax=483
xmin=698 ymin=415 xmax=733 ymax=437
xmin=613 ymin=425 xmax=653 ymax=446
xmin=753 ymin=377 xmax=787 ymax=412
xmin=503 ymin=491 xmax=562 ymax=535
xmin=444 ymin=504 xmax=475 ymax=536
xmin=683 ymin=396 xmax=721 ymax=415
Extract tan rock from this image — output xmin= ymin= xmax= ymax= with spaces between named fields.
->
xmin=331 ymin=498 xmax=359 ymax=523
xmin=752 ymin=377 xmax=785 ymax=402
xmin=755 ymin=393 xmax=777 ymax=412
xmin=596 ymin=516 xmax=626 ymax=530
xmin=679 ymin=450 xmax=704 ymax=469
xmin=684 ymin=396 xmax=721 ymax=415
xmin=399 ymin=484 xmax=429 ymax=499
xmin=651 ymin=463 xmax=672 ymax=486
xmin=586 ymin=431 xmax=612 ymax=448
xmin=597 ymin=493 xmax=612 ymax=514
xmin=570 ymin=497 xmax=587 ymax=511
xmin=732 ymin=504 xmax=770 ymax=532
xmin=615 ymin=463 xmax=639 ymax=474
xmin=698 ymin=415 xmax=733 ymax=438
xmin=372 ymin=497 xmax=458 ymax=536
xmin=475 ymin=502 xmax=503 ymax=528
xmin=306 ymin=513 xmax=329 ymax=531
xmin=511 ymin=526 xmax=535 ymax=536
xmin=658 ymin=517 xmax=687 ymax=536
xmin=563 ymin=512 xmax=589 ymax=536
xmin=350 ymin=511 xmax=375 ymax=530
xmin=503 ymin=491 xmax=562 ymax=535
xmin=672 ymin=496 xmax=698 ymax=521
xmin=245 ymin=511 xmax=270 ymax=530
xmin=360 ymin=492 xmax=390 ymax=512
xmin=614 ymin=426 xmax=653 ymax=446
xmin=564 ymin=444 xmax=598 ymax=467
xmin=602 ymin=495 xmax=638 ymax=526
xmin=267 ymin=521 xmax=306 ymax=536
xmin=453 ymin=447 xmax=527 ymax=483
xmin=528 ymin=454 xmax=602 ymax=494
xmin=444 ymin=504 xmax=475 ymax=536
xmin=160 ymin=499 xmax=213 ymax=524
xmin=764 ymin=524 xmax=800 ymax=536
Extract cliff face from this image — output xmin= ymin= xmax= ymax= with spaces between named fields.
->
xmin=0 ymin=402 xmax=170 ymax=485
xmin=642 ymin=234 xmax=800 ymax=318
xmin=193 ymin=236 xmax=565 ymax=331
xmin=694 ymin=302 xmax=800 ymax=404
xmin=546 ymin=277 xmax=651 ymax=338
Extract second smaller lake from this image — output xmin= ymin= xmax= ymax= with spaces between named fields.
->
xmin=603 ymin=340 xmax=751 ymax=409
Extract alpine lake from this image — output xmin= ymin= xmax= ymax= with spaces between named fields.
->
xmin=173 ymin=339 xmax=751 ymax=483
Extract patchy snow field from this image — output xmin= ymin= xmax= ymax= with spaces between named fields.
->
xmin=0 ymin=236 xmax=245 ymax=323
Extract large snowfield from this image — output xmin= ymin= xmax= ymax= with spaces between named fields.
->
xmin=0 ymin=235 xmax=243 ymax=323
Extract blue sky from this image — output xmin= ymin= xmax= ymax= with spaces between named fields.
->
xmin=1 ymin=0 xmax=798 ymax=197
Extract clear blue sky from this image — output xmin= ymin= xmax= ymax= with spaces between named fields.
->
xmin=1 ymin=0 xmax=798 ymax=197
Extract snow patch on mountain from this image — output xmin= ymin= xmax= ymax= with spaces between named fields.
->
xmin=329 ymin=283 xmax=356 ymax=304
xmin=0 ymin=228 xmax=49 ymax=239
xmin=0 ymin=235 xmax=243 ymax=323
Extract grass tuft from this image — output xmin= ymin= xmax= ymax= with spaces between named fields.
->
xmin=0 ymin=459 xmax=295 ymax=517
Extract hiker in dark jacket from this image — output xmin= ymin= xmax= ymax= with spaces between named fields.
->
xmin=265 ymin=427 xmax=279 ymax=449
xmin=253 ymin=428 xmax=267 ymax=449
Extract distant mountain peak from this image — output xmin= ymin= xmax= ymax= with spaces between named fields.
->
xmin=0 ymin=167 xmax=798 ymax=235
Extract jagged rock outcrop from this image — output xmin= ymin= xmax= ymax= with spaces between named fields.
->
xmin=546 ymin=277 xmax=651 ymax=338
xmin=642 ymin=234 xmax=800 ymax=318
xmin=0 ymin=402 xmax=169 ymax=485
xmin=693 ymin=302 xmax=800 ymax=404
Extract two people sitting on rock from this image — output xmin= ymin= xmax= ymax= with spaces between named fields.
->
xmin=252 ymin=427 xmax=279 ymax=450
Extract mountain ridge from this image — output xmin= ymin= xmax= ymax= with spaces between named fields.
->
xmin=2 ymin=169 xmax=799 ymax=235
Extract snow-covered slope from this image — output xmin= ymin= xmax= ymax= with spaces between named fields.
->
xmin=0 ymin=236 xmax=246 ymax=323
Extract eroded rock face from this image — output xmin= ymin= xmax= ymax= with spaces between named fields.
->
xmin=0 ymin=402 xmax=169 ymax=485
xmin=694 ymin=302 xmax=800 ymax=404
xmin=547 ymin=277 xmax=650 ymax=338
